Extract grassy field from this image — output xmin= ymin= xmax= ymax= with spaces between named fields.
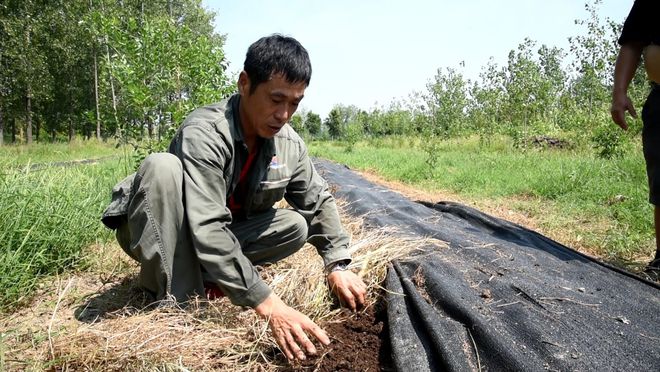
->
xmin=0 ymin=141 xmax=133 ymax=311
xmin=309 ymin=136 xmax=655 ymax=267
xmin=0 ymin=140 xmax=127 ymax=168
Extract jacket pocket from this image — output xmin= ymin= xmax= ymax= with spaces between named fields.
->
xmin=251 ymin=166 xmax=291 ymax=210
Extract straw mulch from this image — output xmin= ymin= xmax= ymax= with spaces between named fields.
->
xmin=1 ymin=202 xmax=447 ymax=371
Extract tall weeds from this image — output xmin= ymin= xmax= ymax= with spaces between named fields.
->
xmin=0 ymin=159 xmax=129 ymax=310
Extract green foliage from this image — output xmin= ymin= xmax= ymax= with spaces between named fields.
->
xmin=0 ymin=0 xmax=232 ymax=146
xmin=421 ymin=135 xmax=441 ymax=179
xmin=306 ymin=112 xmax=322 ymax=137
xmin=290 ymin=113 xmax=304 ymax=134
xmin=592 ymin=122 xmax=625 ymax=159
xmin=324 ymin=108 xmax=343 ymax=139
xmin=568 ymin=0 xmax=616 ymax=118
xmin=424 ymin=66 xmax=469 ymax=137
xmin=468 ymin=59 xmax=505 ymax=145
xmin=343 ymin=122 xmax=363 ymax=153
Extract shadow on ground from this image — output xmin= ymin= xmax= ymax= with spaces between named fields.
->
xmin=74 ymin=275 xmax=153 ymax=323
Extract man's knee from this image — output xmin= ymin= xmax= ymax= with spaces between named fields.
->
xmin=136 ymin=153 xmax=183 ymax=192
xmin=138 ymin=153 xmax=182 ymax=184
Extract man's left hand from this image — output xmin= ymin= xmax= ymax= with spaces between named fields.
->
xmin=327 ymin=270 xmax=367 ymax=311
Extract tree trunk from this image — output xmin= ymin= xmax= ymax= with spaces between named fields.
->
xmin=158 ymin=107 xmax=162 ymax=142
xmin=69 ymin=102 xmax=75 ymax=141
xmin=100 ymin=1 xmax=119 ymax=136
xmin=94 ymin=51 xmax=101 ymax=140
xmin=69 ymin=117 xmax=74 ymax=141
xmin=18 ymin=119 xmax=23 ymax=143
xmin=51 ymin=128 xmax=56 ymax=142
xmin=105 ymin=42 xmax=119 ymax=134
xmin=147 ymin=114 xmax=153 ymax=139
xmin=11 ymin=118 xmax=16 ymax=143
xmin=35 ymin=116 xmax=40 ymax=142
xmin=0 ymin=101 xmax=4 ymax=146
xmin=90 ymin=0 xmax=101 ymax=140
xmin=26 ymin=91 xmax=33 ymax=144
xmin=24 ymin=18 xmax=33 ymax=145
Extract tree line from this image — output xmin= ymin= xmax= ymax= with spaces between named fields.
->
xmin=1 ymin=0 xmax=649 ymax=159
xmin=292 ymin=0 xmax=649 ymax=158
xmin=0 ymin=0 xmax=233 ymax=146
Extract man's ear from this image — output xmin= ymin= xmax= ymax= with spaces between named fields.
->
xmin=238 ymin=71 xmax=250 ymax=96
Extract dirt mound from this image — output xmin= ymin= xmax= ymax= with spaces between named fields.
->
xmin=286 ymin=304 xmax=392 ymax=371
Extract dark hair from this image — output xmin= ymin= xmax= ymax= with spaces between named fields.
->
xmin=244 ymin=34 xmax=312 ymax=94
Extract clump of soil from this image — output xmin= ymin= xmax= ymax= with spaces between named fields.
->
xmin=529 ymin=135 xmax=571 ymax=149
xmin=283 ymin=302 xmax=393 ymax=371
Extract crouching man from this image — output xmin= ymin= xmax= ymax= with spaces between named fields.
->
xmin=101 ymin=34 xmax=366 ymax=361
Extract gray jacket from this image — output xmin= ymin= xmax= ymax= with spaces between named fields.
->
xmin=102 ymin=94 xmax=351 ymax=307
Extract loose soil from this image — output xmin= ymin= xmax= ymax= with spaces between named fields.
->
xmin=283 ymin=304 xmax=393 ymax=371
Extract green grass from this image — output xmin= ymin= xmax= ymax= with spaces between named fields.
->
xmin=0 ymin=139 xmax=125 ymax=168
xmin=309 ymin=136 xmax=654 ymax=264
xmin=0 ymin=144 xmax=132 ymax=311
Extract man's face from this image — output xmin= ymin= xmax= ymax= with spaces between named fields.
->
xmin=238 ymin=72 xmax=306 ymax=139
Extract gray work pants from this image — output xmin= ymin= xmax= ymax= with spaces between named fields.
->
xmin=115 ymin=153 xmax=308 ymax=302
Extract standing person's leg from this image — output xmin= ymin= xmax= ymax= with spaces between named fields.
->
xmin=653 ymin=207 xmax=660 ymax=266
xmin=230 ymin=209 xmax=309 ymax=266
xmin=642 ymin=85 xmax=660 ymax=273
xmin=653 ymin=206 xmax=660 ymax=269
xmin=115 ymin=153 xmax=204 ymax=301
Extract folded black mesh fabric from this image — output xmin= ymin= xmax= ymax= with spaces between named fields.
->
xmin=315 ymin=159 xmax=660 ymax=372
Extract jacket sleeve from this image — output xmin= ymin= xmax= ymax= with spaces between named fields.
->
xmin=284 ymin=141 xmax=352 ymax=267
xmin=174 ymin=123 xmax=271 ymax=308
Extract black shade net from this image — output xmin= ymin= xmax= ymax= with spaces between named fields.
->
xmin=315 ymin=159 xmax=660 ymax=372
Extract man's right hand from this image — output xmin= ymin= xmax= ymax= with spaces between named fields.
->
xmin=611 ymin=91 xmax=637 ymax=131
xmin=254 ymin=293 xmax=330 ymax=361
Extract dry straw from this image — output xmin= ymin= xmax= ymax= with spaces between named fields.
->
xmin=2 ymin=200 xmax=447 ymax=371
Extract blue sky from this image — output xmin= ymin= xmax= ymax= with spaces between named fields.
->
xmin=202 ymin=0 xmax=633 ymax=119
